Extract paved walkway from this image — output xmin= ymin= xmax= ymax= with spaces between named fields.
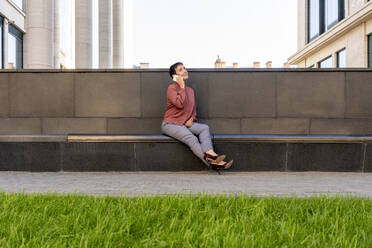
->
xmin=1 ymin=171 xmax=372 ymax=198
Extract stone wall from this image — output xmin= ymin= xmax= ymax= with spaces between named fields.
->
xmin=1 ymin=69 xmax=372 ymax=135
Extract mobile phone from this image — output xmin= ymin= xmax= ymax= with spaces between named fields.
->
xmin=173 ymin=75 xmax=179 ymax=82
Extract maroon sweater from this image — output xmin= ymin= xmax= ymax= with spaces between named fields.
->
xmin=162 ymin=82 xmax=197 ymax=125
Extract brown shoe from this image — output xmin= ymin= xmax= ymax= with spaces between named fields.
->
xmin=223 ymin=160 xmax=233 ymax=169
xmin=210 ymin=159 xmax=233 ymax=170
xmin=203 ymin=152 xmax=226 ymax=164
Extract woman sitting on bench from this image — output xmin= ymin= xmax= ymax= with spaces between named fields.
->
xmin=161 ymin=62 xmax=233 ymax=170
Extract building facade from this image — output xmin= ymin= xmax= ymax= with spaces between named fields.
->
xmin=288 ymin=0 xmax=372 ymax=68
xmin=0 ymin=0 xmax=24 ymax=69
xmin=0 ymin=0 xmax=124 ymax=69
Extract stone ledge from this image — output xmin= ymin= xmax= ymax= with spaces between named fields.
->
xmin=68 ymin=134 xmax=372 ymax=143
xmin=67 ymin=134 xmax=174 ymax=143
xmin=0 ymin=134 xmax=67 ymax=142
xmin=213 ymin=135 xmax=372 ymax=143
xmin=1 ymin=134 xmax=372 ymax=144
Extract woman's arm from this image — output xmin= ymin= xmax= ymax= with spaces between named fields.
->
xmin=167 ymin=86 xmax=186 ymax=109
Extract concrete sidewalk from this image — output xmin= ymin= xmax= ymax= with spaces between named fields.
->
xmin=1 ymin=171 xmax=372 ymax=198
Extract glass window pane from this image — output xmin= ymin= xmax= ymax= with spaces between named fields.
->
xmin=8 ymin=34 xmax=17 ymax=69
xmin=319 ymin=56 xmax=333 ymax=68
xmin=8 ymin=25 xmax=23 ymax=69
xmin=8 ymin=26 xmax=23 ymax=70
xmin=325 ymin=0 xmax=338 ymax=30
xmin=309 ymin=0 xmax=320 ymax=41
xmin=337 ymin=49 xmax=346 ymax=68
xmin=10 ymin=0 xmax=23 ymax=10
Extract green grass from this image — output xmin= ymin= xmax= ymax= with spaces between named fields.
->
xmin=1 ymin=192 xmax=372 ymax=247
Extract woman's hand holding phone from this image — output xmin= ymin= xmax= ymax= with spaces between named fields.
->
xmin=185 ymin=117 xmax=193 ymax=127
xmin=173 ymin=75 xmax=185 ymax=89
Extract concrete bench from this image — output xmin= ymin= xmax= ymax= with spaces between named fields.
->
xmin=1 ymin=134 xmax=372 ymax=172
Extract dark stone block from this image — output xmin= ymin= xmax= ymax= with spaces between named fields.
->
xmin=362 ymin=144 xmax=372 ymax=172
xmin=0 ymin=142 xmax=61 ymax=171
xmin=42 ymin=118 xmax=106 ymax=134
xmin=141 ymin=72 xmax=170 ymax=117
xmin=186 ymin=72 xmax=209 ymax=118
xmin=107 ymin=118 xmax=162 ymax=134
xmin=310 ymin=118 xmax=372 ymax=135
xmin=9 ymin=73 xmax=74 ymax=117
xmin=135 ymin=142 xmax=207 ymax=171
xmin=0 ymin=74 xmax=8 ymax=117
xmin=199 ymin=118 xmax=241 ymax=134
xmin=287 ymin=143 xmax=363 ymax=172
xmin=212 ymin=142 xmax=286 ymax=171
xmin=75 ymin=73 xmax=141 ymax=117
xmin=209 ymin=72 xmax=276 ymax=118
xmin=62 ymin=142 xmax=136 ymax=171
xmin=0 ymin=118 xmax=41 ymax=134
xmin=277 ymin=72 xmax=345 ymax=118
xmin=241 ymin=118 xmax=309 ymax=135
xmin=345 ymin=72 xmax=372 ymax=118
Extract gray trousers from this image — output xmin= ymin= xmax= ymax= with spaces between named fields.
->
xmin=161 ymin=121 xmax=214 ymax=167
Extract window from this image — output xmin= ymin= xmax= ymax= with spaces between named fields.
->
xmin=8 ymin=24 xmax=23 ymax=69
xmin=325 ymin=0 xmax=344 ymax=31
xmin=368 ymin=34 xmax=372 ymax=68
xmin=308 ymin=0 xmax=321 ymax=42
xmin=0 ymin=16 xmax=3 ymax=69
xmin=308 ymin=0 xmax=345 ymax=43
xmin=337 ymin=48 xmax=346 ymax=68
xmin=319 ymin=56 xmax=333 ymax=68
xmin=9 ymin=0 xmax=24 ymax=11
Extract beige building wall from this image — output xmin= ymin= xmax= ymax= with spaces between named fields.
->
xmin=75 ymin=0 xmax=93 ymax=69
xmin=0 ymin=0 xmax=25 ymax=69
xmin=348 ymin=0 xmax=367 ymax=14
xmin=54 ymin=0 xmax=61 ymax=68
xmin=99 ymin=0 xmax=113 ymax=68
xmin=290 ymin=0 xmax=372 ymax=68
xmin=112 ymin=0 xmax=125 ymax=68
xmin=297 ymin=0 xmax=307 ymax=50
xmin=0 ymin=0 xmax=25 ymax=31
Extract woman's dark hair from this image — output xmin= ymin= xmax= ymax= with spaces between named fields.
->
xmin=169 ymin=62 xmax=183 ymax=79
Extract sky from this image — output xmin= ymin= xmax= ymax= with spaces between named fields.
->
xmin=91 ymin=0 xmax=298 ymax=69
xmin=127 ymin=0 xmax=298 ymax=68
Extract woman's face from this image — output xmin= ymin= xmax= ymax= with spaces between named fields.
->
xmin=175 ymin=64 xmax=188 ymax=80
